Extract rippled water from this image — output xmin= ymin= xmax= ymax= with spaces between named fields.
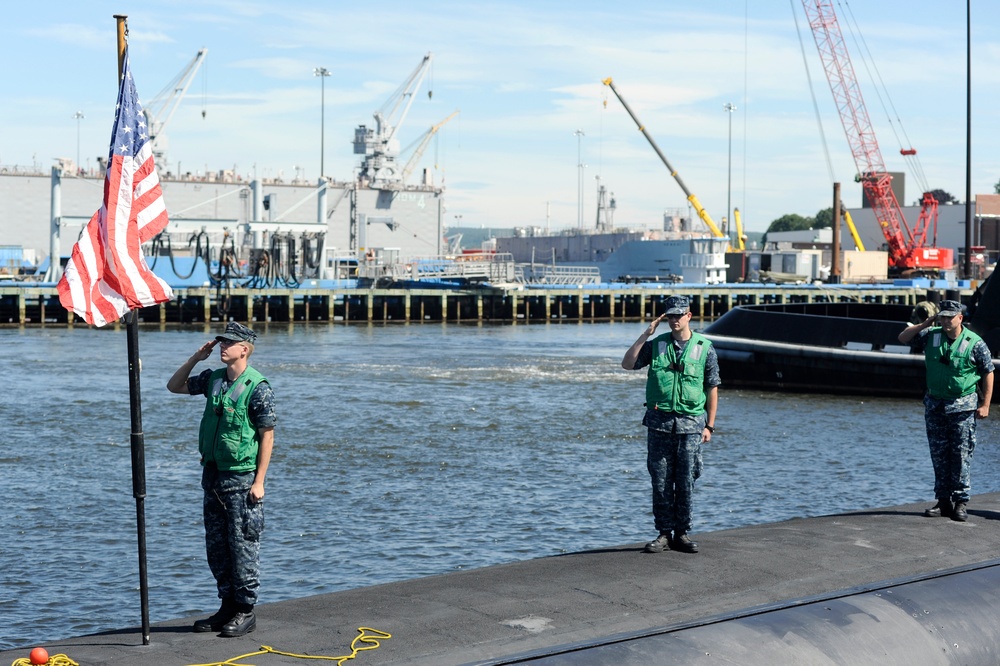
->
xmin=4 ymin=321 xmax=1000 ymax=649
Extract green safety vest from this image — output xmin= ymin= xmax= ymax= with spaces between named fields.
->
xmin=925 ymin=327 xmax=982 ymax=400
xmin=198 ymin=366 xmax=267 ymax=472
xmin=645 ymin=331 xmax=711 ymax=415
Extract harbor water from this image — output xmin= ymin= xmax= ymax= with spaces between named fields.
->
xmin=4 ymin=321 xmax=1000 ymax=650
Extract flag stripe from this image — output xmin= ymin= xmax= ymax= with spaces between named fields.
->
xmin=57 ymin=47 xmax=173 ymax=327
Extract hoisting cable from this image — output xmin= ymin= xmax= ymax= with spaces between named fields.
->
xmin=838 ymin=0 xmax=931 ymax=194
xmin=301 ymin=233 xmax=322 ymax=271
xmin=163 ymin=231 xmax=204 ymax=280
xmin=147 ymin=232 xmax=165 ymax=272
xmin=244 ymin=248 xmax=273 ymax=289
xmin=791 ymin=0 xmax=837 ymax=185
xmin=740 ymin=0 xmax=749 ymax=225
xmin=149 ymin=231 xmax=210 ymax=280
xmin=793 ymin=0 xmax=865 ymax=251
xmin=213 ymin=242 xmax=231 ymax=317
xmin=269 ymin=233 xmax=283 ymax=287
xmin=285 ymin=233 xmax=300 ymax=288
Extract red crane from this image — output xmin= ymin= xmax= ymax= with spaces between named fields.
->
xmin=801 ymin=0 xmax=953 ymax=273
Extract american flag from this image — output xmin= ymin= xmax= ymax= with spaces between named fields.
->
xmin=57 ymin=48 xmax=173 ymax=327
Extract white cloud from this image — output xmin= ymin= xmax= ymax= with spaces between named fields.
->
xmin=5 ymin=0 xmax=1000 ymax=233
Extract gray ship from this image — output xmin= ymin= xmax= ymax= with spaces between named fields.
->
xmin=496 ymin=185 xmax=729 ymax=284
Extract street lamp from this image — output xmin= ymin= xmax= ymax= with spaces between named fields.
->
xmin=73 ymin=111 xmax=85 ymax=171
xmin=723 ymin=103 xmax=736 ymax=242
xmin=574 ymin=129 xmax=586 ymax=230
xmin=313 ymin=67 xmax=331 ymax=179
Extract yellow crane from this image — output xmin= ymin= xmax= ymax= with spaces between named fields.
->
xmin=733 ymin=208 xmax=745 ymax=251
xmin=602 ymin=77 xmax=725 ymax=240
xmin=842 ymin=208 xmax=866 ymax=252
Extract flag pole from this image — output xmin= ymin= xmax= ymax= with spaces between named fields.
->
xmin=126 ymin=310 xmax=151 ymax=645
xmin=115 ymin=13 xmax=152 ymax=646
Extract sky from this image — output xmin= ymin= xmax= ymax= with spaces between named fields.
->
xmin=3 ymin=0 xmax=1000 ymax=235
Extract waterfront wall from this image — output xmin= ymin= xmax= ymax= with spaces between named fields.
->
xmin=0 ymin=284 xmax=936 ymax=326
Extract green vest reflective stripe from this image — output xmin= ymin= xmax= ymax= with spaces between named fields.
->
xmin=198 ymin=366 xmax=267 ymax=472
xmin=925 ymin=327 xmax=982 ymax=400
xmin=645 ymin=331 xmax=711 ymax=415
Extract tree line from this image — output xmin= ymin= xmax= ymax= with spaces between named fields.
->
xmin=764 ymin=189 xmax=958 ymax=239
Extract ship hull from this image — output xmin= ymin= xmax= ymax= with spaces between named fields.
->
xmin=497 ymin=232 xmax=729 ymax=284
xmin=702 ymin=301 xmax=1000 ymax=401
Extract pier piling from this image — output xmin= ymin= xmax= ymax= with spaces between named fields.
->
xmin=0 ymin=283 xmax=933 ymax=327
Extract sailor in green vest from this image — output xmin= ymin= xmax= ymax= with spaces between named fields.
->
xmin=622 ymin=295 xmax=720 ymax=554
xmin=167 ymin=322 xmax=276 ymax=637
xmin=898 ymin=299 xmax=993 ymax=522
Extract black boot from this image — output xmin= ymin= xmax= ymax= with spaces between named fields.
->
xmin=193 ymin=598 xmax=236 ymax=633
xmin=221 ymin=604 xmax=256 ymax=637
xmin=924 ymin=500 xmax=953 ymax=518
xmin=671 ymin=531 xmax=699 ymax=553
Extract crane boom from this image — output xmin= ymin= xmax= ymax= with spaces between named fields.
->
xmin=843 ymin=208 xmax=866 ymax=252
xmin=376 ymin=52 xmax=433 ymax=148
xmin=143 ymin=48 xmax=207 ymax=162
xmin=733 ymin=208 xmax=745 ymax=251
xmin=355 ymin=53 xmax=434 ymax=187
xmin=400 ymin=110 xmax=459 ymax=184
xmin=801 ymin=1 xmax=950 ymax=271
xmin=602 ymin=77 xmax=725 ymax=239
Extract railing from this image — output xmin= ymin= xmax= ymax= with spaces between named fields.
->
xmin=519 ymin=264 xmax=602 ymax=285
xmin=357 ymin=253 xmax=518 ymax=284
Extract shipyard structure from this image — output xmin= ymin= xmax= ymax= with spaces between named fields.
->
xmin=0 ymin=166 xmax=443 ymax=282
xmin=0 ymin=50 xmax=990 ymax=333
xmin=0 ymin=51 xmax=449 ymax=285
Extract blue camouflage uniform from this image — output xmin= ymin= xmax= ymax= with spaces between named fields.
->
xmin=632 ymin=337 xmax=721 ymax=535
xmin=189 ymin=368 xmax=277 ymax=608
xmin=911 ymin=328 xmax=993 ymax=505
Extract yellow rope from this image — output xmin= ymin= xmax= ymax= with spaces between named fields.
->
xmin=186 ymin=627 xmax=392 ymax=666
xmin=10 ymin=655 xmax=79 ymax=666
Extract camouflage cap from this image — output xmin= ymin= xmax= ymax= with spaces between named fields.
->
xmin=665 ymin=295 xmax=691 ymax=315
xmin=216 ymin=321 xmax=258 ymax=344
xmin=937 ymin=300 xmax=964 ymax=317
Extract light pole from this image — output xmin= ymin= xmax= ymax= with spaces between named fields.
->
xmin=723 ymin=103 xmax=736 ymax=242
xmin=574 ymin=129 xmax=586 ymax=230
xmin=73 ymin=111 xmax=85 ymax=171
xmin=313 ymin=67 xmax=330 ymax=179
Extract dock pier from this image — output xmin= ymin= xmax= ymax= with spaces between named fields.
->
xmin=0 ymin=283 xmax=939 ymax=326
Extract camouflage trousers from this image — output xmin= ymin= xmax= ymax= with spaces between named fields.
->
xmin=202 ymin=465 xmax=265 ymax=606
xmin=924 ymin=406 xmax=977 ymax=505
xmin=647 ymin=429 xmax=703 ymax=534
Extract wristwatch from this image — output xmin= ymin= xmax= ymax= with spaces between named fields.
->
xmin=705 ymin=425 xmax=715 ymax=433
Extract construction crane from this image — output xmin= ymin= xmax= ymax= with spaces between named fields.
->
xmin=143 ymin=48 xmax=208 ymax=164
xmin=801 ymin=1 xmax=952 ymax=273
xmin=354 ymin=53 xmax=434 ymax=187
xmin=843 ymin=208 xmax=866 ymax=252
xmin=400 ymin=110 xmax=459 ymax=185
xmin=602 ymin=77 xmax=725 ymax=240
xmin=732 ymin=208 xmax=745 ymax=251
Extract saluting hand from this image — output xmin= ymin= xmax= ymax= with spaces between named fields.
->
xmin=193 ymin=340 xmax=218 ymax=362
xmin=622 ymin=313 xmax=669 ymax=370
xmin=646 ymin=313 xmax=667 ymax=336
